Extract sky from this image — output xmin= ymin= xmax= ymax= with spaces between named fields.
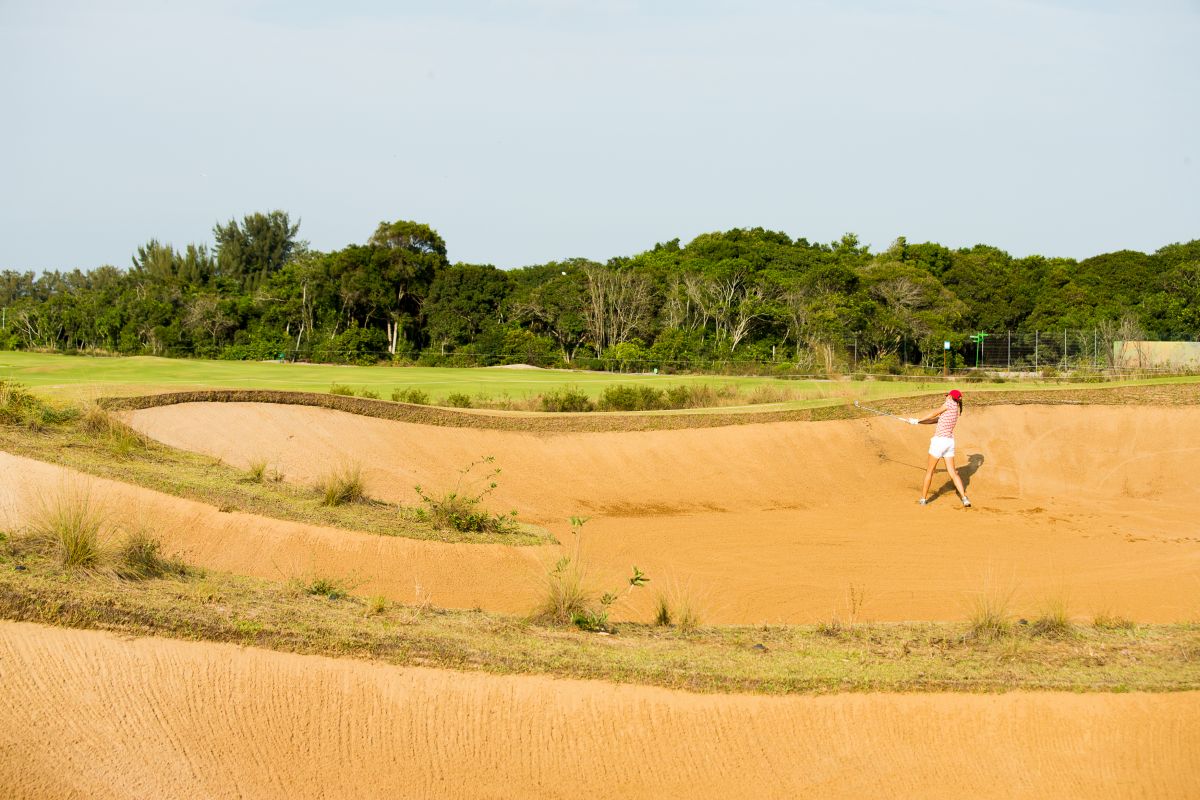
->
xmin=1 ymin=0 xmax=1197 ymax=272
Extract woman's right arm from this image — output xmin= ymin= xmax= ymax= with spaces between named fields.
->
xmin=910 ymin=408 xmax=942 ymax=425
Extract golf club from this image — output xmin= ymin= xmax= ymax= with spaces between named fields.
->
xmin=854 ymin=400 xmax=914 ymax=424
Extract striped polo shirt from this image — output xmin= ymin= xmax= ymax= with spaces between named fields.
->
xmin=934 ymin=396 xmax=960 ymax=438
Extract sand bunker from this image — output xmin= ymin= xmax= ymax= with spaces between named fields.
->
xmin=2 ymin=621 xmax=1197 ymax=799
xmin=110 ymin=401 xmax=1200 ymax=623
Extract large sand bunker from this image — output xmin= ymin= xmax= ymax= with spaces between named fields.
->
xmin=2 ymin=621 xmax=1198 ymax=799
xmin=114 ymin=401 xmax=1200 ymax=623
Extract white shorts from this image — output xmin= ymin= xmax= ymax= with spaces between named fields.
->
xmin=928 ymin=436 xmax=955 ymax=459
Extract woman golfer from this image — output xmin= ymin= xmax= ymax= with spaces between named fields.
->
xmin=910 ymin=389 xmax=971 ymax=507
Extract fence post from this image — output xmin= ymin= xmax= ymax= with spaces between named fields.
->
xmin=853 ymin=333 xmax=858 ymax=371
xmin=1035 ymin=330 xmax=1039 ymax=371
xmin=1007 ymin=331 xmax=1011 ymax=370
xmin=1094 ymin=329 xmax=1098 ymax=367
xmin=1063 ymin=329 xmax=1067 ymax=365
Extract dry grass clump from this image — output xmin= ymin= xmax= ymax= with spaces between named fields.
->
xmin=314 ymin=463 xmax=366 ymax=506
xmin=967 ymin=583 xmax=1015 ymax=640
xmin=1029 ymin=596 xmax=1075 ymax=639
xmin=115 ymin=530 xmax=188 ymax=580
xmin=365 ymin=595 xmax=389 ymax=616
xmin=245 ymin=457 xmax=284 ymax=484
xmin=1094 ymin=612 xmax=1137 ymax=631
xmin=19 ymin=484 xmax=186 ymax=579
xmin=78 ymin=402 xmax=147 ymax=456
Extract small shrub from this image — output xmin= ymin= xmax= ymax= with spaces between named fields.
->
xmin=598 ymin=384 xmax=667 ymax=411
xmin=445 ymin=392 xmax=473 ymax=408
xmin=414 ymin=456 xmax=518 ymax=534
xmin=315 ymin=463 xmax=366 ymax=506
xmin=115 ymin=531 xmax=187 ymax=580
xmin=359 ymin=388 xmax=380 ymax=400
xmin=329 ymin=384 xmax=355 ymax=396
xmin=540 ymin=386 xmax=594 ymax=413
xmin=302 ymin=576 xmax=348 ymax=600
xmin=392 ymin=387 xmax=431 ymax=405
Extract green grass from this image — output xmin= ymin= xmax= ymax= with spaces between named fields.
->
xmin=5 ymin=351 xmax=1196 ymax=409
xmin=1 ymin=548 xmax=1197 ymax=694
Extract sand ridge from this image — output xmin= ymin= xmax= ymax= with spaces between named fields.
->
xmin=2 ymin=621 xmax=1198 ymax=799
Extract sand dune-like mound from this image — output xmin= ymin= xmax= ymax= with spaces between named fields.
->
xmin=2 ymin=621 xmax=1197 ymax=799
xmin=0 ymin=452 xmax=549 ymax=615
xmin=114 ymin=401 xmax=1200 ymax=622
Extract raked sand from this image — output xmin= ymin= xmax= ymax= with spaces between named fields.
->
xmin=2 ymin=621 xmax=1198 ymax=800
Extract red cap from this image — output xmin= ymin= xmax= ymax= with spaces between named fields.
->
xmin=948 ymin=389 xmax=962 ymax=400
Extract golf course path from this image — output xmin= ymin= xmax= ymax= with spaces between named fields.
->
xmin=2 ymin=621 xmax=1197 ymax=799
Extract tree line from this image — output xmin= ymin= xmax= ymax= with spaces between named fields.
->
xmin=2 ymin=211 xmax=1197 ymax=372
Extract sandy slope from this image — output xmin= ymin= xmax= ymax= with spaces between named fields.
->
xmin=114 ymin=402 xmax=1200 ymax=623
xmin=0 ymin=452 xmax=547 ymax=615
xmin=2 ymin=621 xmax=1197 ymax=800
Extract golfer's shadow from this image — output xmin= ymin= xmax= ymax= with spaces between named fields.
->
xmin=930 ymin=453 xmax=985 ymax=501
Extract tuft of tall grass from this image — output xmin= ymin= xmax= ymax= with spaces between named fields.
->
xmin=967 ymin=583 xmax=1014 ymax=640
xmin=29 ymin=484 xmax=106 ymax=569
xmin=1093 ymin=612 xmax=1136 ymax=631
xmin=652 ymin=581 xmax=702 ymax=633
xmin=315 ymin=464 xmax=366 ymax=506
xmin=79 ymin=402 xmax=147 ymax=456
xmin=537 ymin=556 xmax=590 ymax=624
xmin=1029 ymin=596 xmax=1075 ymax=638
xmin=246 ymin=458 xmax=269 ymax=483
xmin=329 ymin=383 xmax=355 ymax=396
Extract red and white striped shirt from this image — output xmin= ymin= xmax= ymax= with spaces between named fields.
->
xmin=934 ymin=396 xmax=960 ymax=438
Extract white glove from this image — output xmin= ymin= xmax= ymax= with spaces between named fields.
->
xmin=907 ymin=418 xmax=919 ymax=425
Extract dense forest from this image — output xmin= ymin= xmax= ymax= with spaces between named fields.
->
xmin=2 ymin=212 xmax=1197 ymax=373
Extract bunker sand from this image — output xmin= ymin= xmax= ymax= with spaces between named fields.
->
xmin=2 ymin=621 xmax=1198 ymax=800
xmin=115 ymin=402 xmax=1200 ymax=622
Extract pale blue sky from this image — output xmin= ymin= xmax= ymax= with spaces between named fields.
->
xmin=1 ymin=0 xmax=1197 ymax=271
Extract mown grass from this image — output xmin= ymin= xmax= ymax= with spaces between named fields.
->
xmin=7 ymin=350 xmax=1198 ymax=408
xmin=1 ymin=547 xmax=1196 ymax=694
xmin=0 ymin=389 xmax=548 ymax=546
